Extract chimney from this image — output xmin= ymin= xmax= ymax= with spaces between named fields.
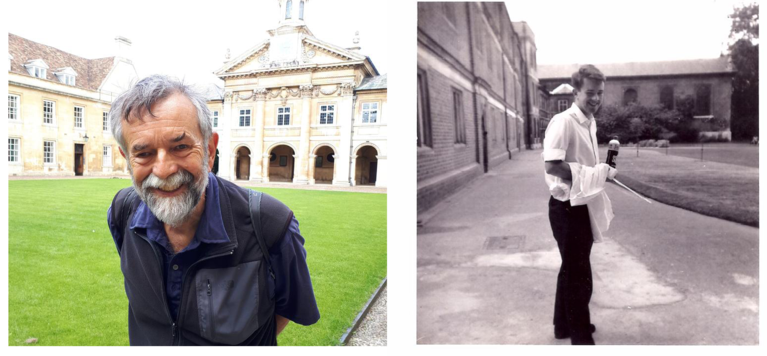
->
xmin=115 ymin=36 xmax=132 ymax=60
xmin=346 ymin=30 xmax=361 ymax=52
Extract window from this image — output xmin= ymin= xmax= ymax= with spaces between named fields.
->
xmin=277 ymin=106 xmax=291 ymax=125
xmin=239 ymin=109 xmax=251 ymax=127
xmin=319 ymin=104 xmax=335 ymax=124
xmin=623 ymin=88 xmax=638 ymax=106
xmin=279 ymin=156 xmax=288 ymax=166
xmin=103 ymin=112 xmax=109 ymax=131
xmin=43 ymin=100 xmax=55 ymax=124
xmin=557 ymin=99 xmax=568 ymax=112
xmin=362 ymin=102 xmax=379 ymax=123
xmin=103 ymin=145 xmax=112 ymax=167
xmin=44 ymin=141 xmax=55 ymax=164
xmin=695 ymin=84 xmax=711 ymax=116
xmin=285 ymin=0 xmax=292 ymax=19
xmin=452 ymin=89 xmax=465 ymax=143
xmin=213 ymin=111 xmax=219 ymax=128
xmin=74 ymin=106 xmax=84 ymax=128
xmin=8 ymin=95 xmax=19 ymax=120
xmin=315 ymin=156 xmax=323 ymax=167
xmin=299 ymin=0 xmax=304 ymax=20
xmin=417 ymin=69 xmax=432 ymax=148
xmin=8 ymin=138 xmax=19 ymax=162
xmin=33 ymin=67 xmax=46 ymax=78
xmin=660 ymin=86 xmax=674 ymax=110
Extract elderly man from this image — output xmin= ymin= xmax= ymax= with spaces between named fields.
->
xmin=543 ymin=65 xmax=616 ymax=345
xmin=107 ymin=75 xmax=319 ymax=346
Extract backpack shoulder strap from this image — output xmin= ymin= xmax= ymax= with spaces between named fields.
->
xmin=111 ymin=187 xmax=141 ymax=252
xmin=247 ymin=189 xmax=294 ymax=282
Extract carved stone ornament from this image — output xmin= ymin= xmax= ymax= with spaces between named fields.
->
xmin=299 ymin=84 xmax=314 ymax=98
xmin=339 ymin=82 xmax=355 ymax=96
xmin=224 ymin=91 xmax=233 ymax=102
xmin=320 ymin=85 xmax=339 ymax=96
xmin=302 ymin=46 xmax=316 ymax=61
xmin=254 ymin=87 xmax=268 ymax=100
xmin=258 ymin=53 xmax=269 ymax=66
xmin=238 ymin=90 xmax=255 ymax=101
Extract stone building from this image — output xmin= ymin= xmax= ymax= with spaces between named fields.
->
xmin=538 ymin=57 xmax=735 ymax=140
xmin=209 ymin=0 xmax=387 ymax=187
xmin=7 ymin=33 xmax=138 ymax=176
xmin=417 ymin=2 xmax=539 ymax=214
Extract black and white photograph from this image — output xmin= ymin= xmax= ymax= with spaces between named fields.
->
xmin=417 ymin=0 xmax=759 ymax=345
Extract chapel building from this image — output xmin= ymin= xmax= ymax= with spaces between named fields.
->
xmin=208 ymin=0 xmax=388 ymax=187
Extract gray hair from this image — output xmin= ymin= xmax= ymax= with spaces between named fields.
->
xmin=109 ymin=74 xmax=212 ymax=156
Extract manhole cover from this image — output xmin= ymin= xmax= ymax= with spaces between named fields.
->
xmin=483 ymin=235 xmax=525 ymax=250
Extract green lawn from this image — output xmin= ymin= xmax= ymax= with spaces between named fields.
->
xmin=599 ymin=146 xmax=759 ymax=227
xmin=8 ymin=179 xmax=387 ymax=346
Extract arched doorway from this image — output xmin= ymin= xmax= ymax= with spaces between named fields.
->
xmin=355 ymin=145 xmax=378 ymax=186
xmin=235 ymin=146 xmax=250 ymax=180
xmin=268 ymin=145 xmax=295 ymax=182
xmin=313 ymin=145 xmax=335 ymax=184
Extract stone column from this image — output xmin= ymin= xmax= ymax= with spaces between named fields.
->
xmin=308 ymin=154 xmax=316 ymax=184
xmin=294 ymin=84 xmax=313 ymax=184
xmin=250 ymin=88 xmax=267 ymax=182
xmin=349 ymin=154 xmax=357 ymax=186
xmin=374 ymin=155 xmax=387 ymax=187
xmin=291 ymin=154 xmax=300 ymax=183
xmin=218 ymin=91 xmax=234 ymax=180
xmin=334 ymin=83 xmax=355 ymax=186
xmin=262 ymin=154 xmax=271 ymax=182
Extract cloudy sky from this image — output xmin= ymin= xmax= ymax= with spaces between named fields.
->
xmin=4 ymin=0 xmax=389 ymax=89
xmin=505 ymin=0 xmax=753 ymax=65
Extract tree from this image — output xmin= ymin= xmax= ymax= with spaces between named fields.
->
xmin=728 ymin=3 xmax=759 ymax=140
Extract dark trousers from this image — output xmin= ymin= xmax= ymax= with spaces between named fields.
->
xmin=548 ymin=196 xmax=594 ymax=343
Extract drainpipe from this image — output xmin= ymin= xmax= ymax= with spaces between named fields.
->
xmin=466 ymin=2 xmax=481 ymax=166
xmin=348 ymin=95 xmax=358 ymax=185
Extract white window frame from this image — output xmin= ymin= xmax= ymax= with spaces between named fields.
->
xmin=44 ymin=141 xmax=55 ymax=164
xmin=103 ymin=145 xmax=113 ymax=167
xmin=319 ymin=104 xmax=335 ymax=125
xmin=213 ymin=111 xmax=219 ymax=128
xmin=8 ymin=94 xmax=20 ymax=120
xmin=361 ymin=102 xmax=379 ymax=124
xmin=277 ymin=106 xmax=291 ymax=126
xmin=238 ymin=108 xmax=251 ymax=127
xmin=103 ymin=112 xmax=109 ymax=132
xmin=43 ymin=100 xmax=55 ymax=125
xmin=8 ymin=138 xmax=20 ymax=163
xmin=557 ymin=99 xmax=568 ymax=113
xmin=34 ymin=67 xmax=47 ymax=79
xmin=74 ymin=106 xmax=84 ymax=129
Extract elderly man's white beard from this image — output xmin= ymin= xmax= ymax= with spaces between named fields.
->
xmin=132 ymin=161 xmax=209 ymax=227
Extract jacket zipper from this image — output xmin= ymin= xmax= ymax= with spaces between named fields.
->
xmin=134 ymin=230 xmax=176 ymax=345
xmin=174 ymin=249 xmax=235 ymax=345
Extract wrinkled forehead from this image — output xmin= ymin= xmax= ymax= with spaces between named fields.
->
xmin=122 ymin=94 xmax=202 ymax=146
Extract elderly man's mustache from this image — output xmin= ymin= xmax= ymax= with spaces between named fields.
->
xmin=142 ymin=170 xmax=194 ymax=193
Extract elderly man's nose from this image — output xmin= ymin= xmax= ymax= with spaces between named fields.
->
xmin=152 ymin=150 xmax=178 ymax=179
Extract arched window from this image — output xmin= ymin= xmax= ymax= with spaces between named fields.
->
xmin=623 ymin=88 xmax=638 ymax=106
xmin=659 ymin=86 xmax=674 ymax=110
xmin=285 ymin=0 xmax=292 ymax=19
xmin=299 ymin=0 xmax=304 ymax=20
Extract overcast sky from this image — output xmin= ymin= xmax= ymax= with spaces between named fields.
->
xmin=4 ymin=0 xmax=389 ymax=89
xmin=505 ymin=0 xmax=753 ymax=65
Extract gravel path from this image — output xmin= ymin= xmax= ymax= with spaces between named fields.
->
xmin=347 ymin=287 xmax=387 ymax=346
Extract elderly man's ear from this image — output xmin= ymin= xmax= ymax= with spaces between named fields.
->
xmin=208 ymin=132 xmax=219 ymax=168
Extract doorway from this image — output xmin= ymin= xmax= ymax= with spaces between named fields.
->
xmin=74 ymin=144 xmax=84 ymax=176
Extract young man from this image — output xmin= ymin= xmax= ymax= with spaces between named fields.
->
xmin=542 ymin=65 xmax=616 ymax=345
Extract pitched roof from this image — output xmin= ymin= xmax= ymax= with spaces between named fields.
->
xmin=538 ymin=57 xmax=734 ymax=80
xmin=550 ymin=83 xmax=573 ymax=95
xmin=8 ymin=33 xmax=115 ymax=91
xmin=356 ymin=74 xmax=387 ymax=91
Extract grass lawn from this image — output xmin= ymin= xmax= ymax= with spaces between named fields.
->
xmin=600 ymin=146 xmax=758 ymax=227
xmin=631 ymin=142 xmax=759 ymax=168
xmin=8 ymin=179 xmax=386 ymax=346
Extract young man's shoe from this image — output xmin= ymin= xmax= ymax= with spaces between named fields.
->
xmin=554 ymin=324 xmax=596 ymax=339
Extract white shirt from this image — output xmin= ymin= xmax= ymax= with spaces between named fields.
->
xmin=542 ymin=103 xmax=613 ymax=242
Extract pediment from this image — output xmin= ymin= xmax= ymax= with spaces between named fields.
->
xmin=217 ymin=36 xmax=367 ymax=76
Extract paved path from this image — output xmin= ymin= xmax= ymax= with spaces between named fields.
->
xmin=347 ymin=287 xmax=387 ymax=346
xmin=417 ymin=149 xmax=758 ymax=345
